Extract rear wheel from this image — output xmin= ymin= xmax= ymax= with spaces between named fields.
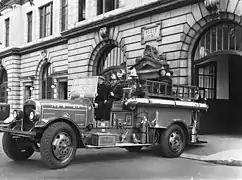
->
xmin=160 ymin=124 xmax=186 ymax=158
xmin=125 ymin=146 xmax=142 ymax=152
xmin=40 ymin=122 xmax=77 ymax=169
xmin=2 ymin=132 xmax=34 ymax=161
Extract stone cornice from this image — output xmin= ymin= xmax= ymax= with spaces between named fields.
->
xmin=0 ymin=36 xmax=67 ymax=58
xmin=0 ymin=48 xmax=20 ymax=58
xmin=20 ymin=36 xmax=67 ymax=55
xmin=0 ymin=0 xmax=22 ymax=12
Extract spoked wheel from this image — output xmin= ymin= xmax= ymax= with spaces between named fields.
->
xmin=160 ymin=124 xmax=186 ymax=158
xmin=40 ymin=122 xmax=77 ymax=169
xmin=125 ymin=146 xmax=142 ymax=152
xmin=2 ymin=132 xmax=34 ymax=161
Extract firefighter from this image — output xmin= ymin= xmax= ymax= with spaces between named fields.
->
xmin=94 ymin=76 xmax=109 ymax=121
xmin=157 ymin=67 xmax=173 ymax=95
xmin=109 ymin=73 xmax=123 ymax=101
xmin=105 ymin=73 xmax=124 ymax=120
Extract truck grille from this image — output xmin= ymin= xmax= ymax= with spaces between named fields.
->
xmin=24 ymin=105 xmax=36 ymax=119
xmin=23 ymin=105 xmax=36 ymax=131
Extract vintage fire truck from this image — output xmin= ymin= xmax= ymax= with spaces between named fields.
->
xmin=0 ymin=48 xmax=208 ymax=169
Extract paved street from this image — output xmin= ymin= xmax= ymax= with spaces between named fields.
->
xmin=0 ymin=146 xmax=241 ymax=180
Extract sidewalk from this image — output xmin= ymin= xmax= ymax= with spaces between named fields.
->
xmin=181 ymin=134 xmax=242 ymax=166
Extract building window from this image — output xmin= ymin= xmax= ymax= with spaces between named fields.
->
xmin=78 ymin=0 xmax=86 ymax=21
xmin=194 ymin=22 xmax=242 ymax=61
xmin=27 ymin=11 xmax=33 ymax=42
xmin=196 ymin=62 xmax=216 ymax=100
xmin=24 ymin=86 xmax=32 ymax=101
xmin=0 ymin=69 xmax=8 ymax=102
xmin=42 ymin=63 xmax=53 ymax=99
xmin=97 ymin=0 xmax=119 ymax=15
xmin=5 ymin=18 xmax=9 ymax=47
xmin=61 ymin=0 xmax=68 ymax=31
xmin=58 ymin=80 xmax=68 ymax=100
xmin=96 ymin=46 xmax=125 ymax=76
xmin=40 ymin=3 xmax=53 ymax=38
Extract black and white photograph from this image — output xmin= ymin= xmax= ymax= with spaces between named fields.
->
xmin=0 ymin=0 xmax=241 ymax=179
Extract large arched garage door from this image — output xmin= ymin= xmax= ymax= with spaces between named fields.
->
xmin=193 ymin=21 xmax=242 ymax=134
xmin=92 ymin=40 xmax=126 ymax=81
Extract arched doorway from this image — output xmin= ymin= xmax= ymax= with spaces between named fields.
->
xmin=0 ymin=68 xmax=8 ymax=103
xmin=41 ymin=62 xmax=54 ymax=99
xmin=92 ymin=40 xmax=126 ymax=81
xmin=193 ymin=21 xmax=242 ymax=134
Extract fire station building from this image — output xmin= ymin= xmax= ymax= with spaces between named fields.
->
xmin=0 ymin=0 xmax=241 ymax=134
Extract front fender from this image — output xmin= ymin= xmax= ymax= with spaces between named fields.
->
xmin=34 ymin=116 xmax=85 ymax=148
xmin=35 ymin=116 xmax=80 ymax=132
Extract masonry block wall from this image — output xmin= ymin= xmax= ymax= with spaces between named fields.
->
xmin=1 ymin=55 xmax=21 ymax=110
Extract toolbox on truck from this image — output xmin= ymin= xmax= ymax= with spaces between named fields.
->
xmin=91 ymin=133 xmax=117 ymax=146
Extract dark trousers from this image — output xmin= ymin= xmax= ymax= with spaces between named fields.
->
xmin=94 ymin=101 xmax=111 ymax=121
xmin=94 ymin=101 xmax=105 ymax=120
xmin=105 ymin=99 xmax=115 ymax=121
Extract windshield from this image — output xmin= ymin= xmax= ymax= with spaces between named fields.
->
xmin=70 ymin=76 xmax=98 ymax=99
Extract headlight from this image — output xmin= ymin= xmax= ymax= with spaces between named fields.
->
xmin=29 ymin=111 xmax=35 ymax=121
xmin=13 ymin=110 xmax=17 ymax=118
xmin=13 ymin=109 xmax=23 ymax=120
xmin=29 ymin=110 xmax=40 ymax=122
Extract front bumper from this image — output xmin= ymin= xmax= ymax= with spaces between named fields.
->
xmin=0 ymin=123 xmax=10 ymax=128
xmin=0 ymin=126 xmax=36 ymax=137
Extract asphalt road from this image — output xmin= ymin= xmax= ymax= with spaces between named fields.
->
xmin=0 ymin=147 xmax=241 ymax=180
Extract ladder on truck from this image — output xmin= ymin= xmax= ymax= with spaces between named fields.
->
xmin=145 ymin=80 xmax=199 ymax=101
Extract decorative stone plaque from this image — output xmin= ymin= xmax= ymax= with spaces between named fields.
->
xmin=141 ymin=23 xmax=162 ymax=44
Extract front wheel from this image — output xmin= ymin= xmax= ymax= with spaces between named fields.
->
xmin=2 ymin=132 xmax=34 ymax=161
xmin=160 ymin=124 xmax=186 ymax=158
xmin=40 ymin=122 xmax=77 ymax=169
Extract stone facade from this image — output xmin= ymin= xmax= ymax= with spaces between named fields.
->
xmin=0 ymin=0 xmax=241 ymax=125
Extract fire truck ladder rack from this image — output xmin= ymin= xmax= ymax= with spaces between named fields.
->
xmin=145 ymin=80 xmax=199 ymax=101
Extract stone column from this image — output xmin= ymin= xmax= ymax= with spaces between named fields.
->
xmin=5 ymin=55 xmax=21 ymax=113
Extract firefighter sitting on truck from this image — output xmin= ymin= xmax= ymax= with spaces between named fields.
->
xmin=127 ymin=68 xmax=146 ymax=98
xmin=106 ymin=72 xmax=124 ymax=120
xmin=157 ymin=66 xmax=173 ymax=95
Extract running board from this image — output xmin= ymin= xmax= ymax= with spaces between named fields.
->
xmin=86 ymin=143 xmax=153 ymax=149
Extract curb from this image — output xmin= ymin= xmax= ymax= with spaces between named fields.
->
xmin=180 ymin=153 xmax=206 ymax=161
xmin=203 ymin=160 xmax=242 ymax=167
xmin=180 ymin=153 xmax=242 ymax=167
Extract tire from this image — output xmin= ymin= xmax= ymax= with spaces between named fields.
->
xmin=40 ymin=122 xmax=77 ymax=169
xmin=125 ymin=146 xmax=142 ymax=152
xmin=2 ymin=132 xmax=34 ymax=161
xmin=160 ymin=124 xmax=186 ymax=158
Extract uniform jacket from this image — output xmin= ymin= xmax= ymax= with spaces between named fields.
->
xmin=95 ymin=83 xmax=108 ymax=103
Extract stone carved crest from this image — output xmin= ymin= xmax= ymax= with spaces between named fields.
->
xmin=99 ymin=27 xmax=109 ymax=39
xmin=143 ymin=45 xmax=166 ymax=62
xmin=204 ymin=0 xmax=220 ymax=16
xmin=40 ymin=49 xmax=49 ymax=61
